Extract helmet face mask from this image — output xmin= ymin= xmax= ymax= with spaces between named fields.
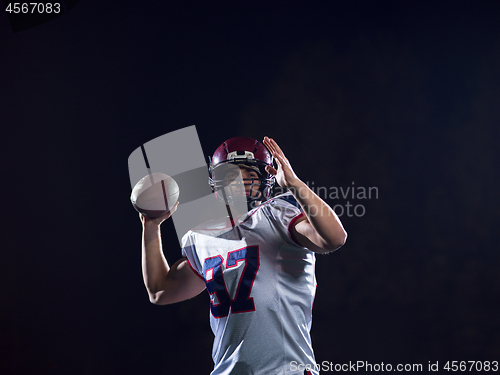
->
xmin=209 ymin=137 xmax=275 ymax=211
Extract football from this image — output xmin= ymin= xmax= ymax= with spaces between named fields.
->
xmin=130 ymin=173 xmax=179 ymax=218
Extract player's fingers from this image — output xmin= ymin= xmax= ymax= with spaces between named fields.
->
xmin=273 ymin=151 xmax=287 ymax=167
xmin=272 ymin=151 xmax=281 ymax=166
xmin=264 ymin=136 xmax=277 ymax=155
xmin=269 ymin=138 xmax=289 ymax=164
xmin=139 ymin=212 xmax=146 ymax=224
xmin=142 ymin=201 xmax=180 ymax=225
xmin=161 ymin=201 xmax=180 ymax=220
xmin=170 ymin=201 xmax=180 ymax=214
xmin=263 ymin=136 xmax=271 ymax=152
xmin=267 ymin=136 xmax=277 ymax=149
xmin=269 ymin=137 xmax=284 ymax=156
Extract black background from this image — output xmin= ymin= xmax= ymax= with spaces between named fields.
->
xmin=1 ymin=1 xmax=499 ymax=373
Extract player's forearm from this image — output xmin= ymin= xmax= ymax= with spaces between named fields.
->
xmin=290 ymin=180 xmax=347 ymax=250
xmin=141 ymin=222 xmax=171 ymax=301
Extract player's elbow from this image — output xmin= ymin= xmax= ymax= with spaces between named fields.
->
xmin=336 ymin=230 xmax=348 ymax=248
xmin=148 ymin=290 xmax=170 ymax=305
xmin=338 ymin=229 xmax=348 ymax=247
xmin=326 ymin=230 xmax=347 ymax=251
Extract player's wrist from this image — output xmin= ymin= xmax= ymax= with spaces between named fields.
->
xmin=142 ymin=219 xmax=162 ymax=231
xmin=287 ymin=179 xmax=307 ymax=195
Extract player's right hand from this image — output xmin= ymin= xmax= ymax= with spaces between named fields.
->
xmin=140 ymin=201 xmax=179 ymax=226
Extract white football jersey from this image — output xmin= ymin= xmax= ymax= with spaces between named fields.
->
xmin=181 ymin=192 xmax=318 ymax=375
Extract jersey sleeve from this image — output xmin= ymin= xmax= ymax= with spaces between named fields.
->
xmin=180 ymin=232 xmax=204 ymax=278
xmin=269 ymin=192 xmax=306 ymax=247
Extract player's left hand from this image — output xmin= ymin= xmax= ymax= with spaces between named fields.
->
xmin=263 ymin=136 xmax=300 ymax=188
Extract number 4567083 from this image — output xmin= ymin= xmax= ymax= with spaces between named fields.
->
xmin=444 ymin=361 xmax=498 ymax=371
xmin=5 ymin=3 xmax=61 ymax=14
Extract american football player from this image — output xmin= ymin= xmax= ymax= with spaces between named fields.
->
xmin=140 ymin=136 xmax=347 ymax=375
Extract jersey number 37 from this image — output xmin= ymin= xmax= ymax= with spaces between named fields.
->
xmin=202 ymin=246 xmax=259 ymax=318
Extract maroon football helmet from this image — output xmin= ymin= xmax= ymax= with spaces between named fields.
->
xmin=209 ymin=137 xmax=275 ymax=209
